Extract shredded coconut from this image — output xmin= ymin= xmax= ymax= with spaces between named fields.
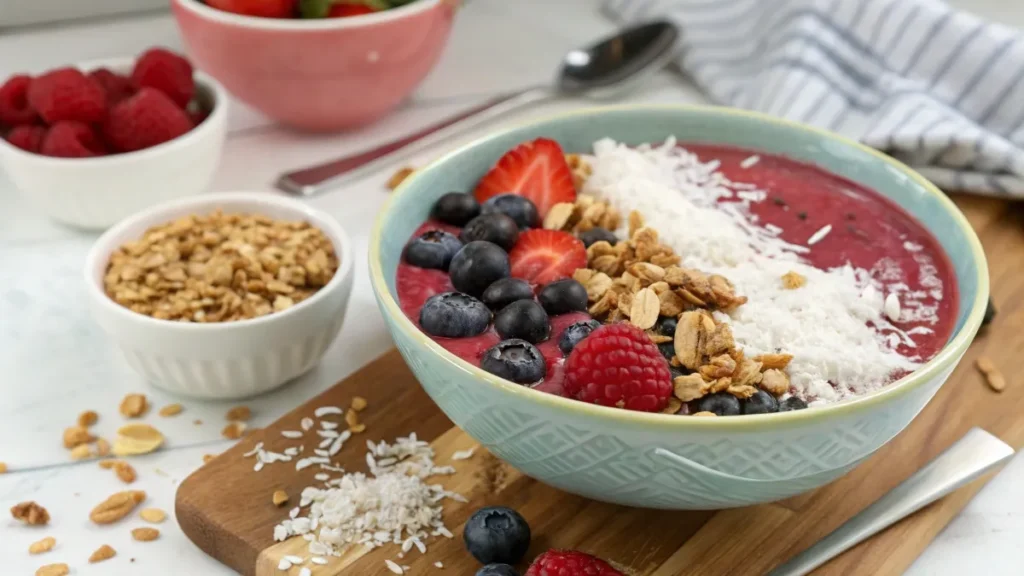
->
xmin=450 ymin=448 xmax=476 ymax=461
xmin=584 ymin=138 xmax=922 ymax=402
xmin=807 ymin=224 xmax=832 ymax=246
xmin=273 ymin=434 xmax=462 ymax=560
xmin=740 ymin=154 xmax=760 ymax=168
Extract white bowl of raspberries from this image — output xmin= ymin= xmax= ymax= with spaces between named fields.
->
xmin=0 ymin=48 xmax=229 ymax=230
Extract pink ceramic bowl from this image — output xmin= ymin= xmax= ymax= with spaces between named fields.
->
xmin=171 ymin=0 xmax=455 ymax=132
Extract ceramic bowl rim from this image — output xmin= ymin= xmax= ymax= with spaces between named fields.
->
xmin=0 ymin=57 xmax=228 ymax=165
xmin=368 ymin=103 xmax=989 ymax=431
xmin=171 ymin=0 xmax=441 ymax=31
xmin=85 ymin=191 xmax=354 ymax=333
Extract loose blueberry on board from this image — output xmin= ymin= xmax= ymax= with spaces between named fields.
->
xmin=476 ymin=564 xmax=520 ymax=576
xmin=432 ymin=192 xmax=481 ymax=227
xmin=557 ymin=319 xmax=601 ymax=355
xmin=538 ymin=279 xmax=588 ymax=316
xmin=419 ymin=292 xmax=491 ymax=338
xmin=656 ymin=316 xmax=678 ymax=337
xmin=578 ymin=227 xmax=619 ymax=248
xmin=480 ymin=339 xmax=546 ymax=384
xmin=463 ymin=506 xmax=532 ymax=565
xmin=741 ymin=389 xmax=779 ymax=415
xmin=779 ymin=396 xmax=808 ymax=412
xmin=481 ymin=278 xmax=534 ymax=311
xmin=658 ymin=341 xmax=676 ymax=362
xmin=402 ymin=230 xmax=463 ymax=270
xmin=481 ymin=193 xmax=540 ymax=230
xmin=691 ymin=392 xmax=741 ymax=416
xmin=494 ymin=300 xmax=551 ymax=344
xmin=449 ymin=241 xmax=511 ymax=298
xmin=461 ymin=213 xmax=520 ymax=251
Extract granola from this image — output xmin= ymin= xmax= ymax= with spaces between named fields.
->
xmin=89 ymin=545 xmax=117 ymax=563
xmin=12 ymin=501 xmax=50 ymax=525
xmin=102 ymin=211 xmax=339 ymax=323
xmin=90 ymin=491 xmax=146 ymax=524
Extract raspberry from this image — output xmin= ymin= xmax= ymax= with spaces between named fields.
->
xmin=0 ymin=75 xmax=38 ymax=126
xmin=89 ymin=68 xmax=137 ymax=106
xmin=525 ymin=550 xmax=624 ymax=576
xmin=5 ymin=125 xmax=46 ymax=153
xmin=27 ymin=68 xmax=107 ymax=124
xmin=564 ymin=323 xmax=672 ymax=412
xmin=102 ymin=87 xmax=193 ymax=153
xmin=131 ymin=48 xmax=195 ymax=108
xmin=40 ymin=122 xmax=106 ymax=158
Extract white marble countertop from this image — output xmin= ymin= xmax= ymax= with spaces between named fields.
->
xmin=2 ymin=0 xmax=1022 ymax=574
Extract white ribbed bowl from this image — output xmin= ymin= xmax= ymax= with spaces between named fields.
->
xmin=84 ymin=192 xmax=354 ymax=399
xmin=0 ymin=57 xmax=228 ymax=230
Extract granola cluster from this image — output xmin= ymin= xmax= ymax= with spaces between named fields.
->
xmin=561 ymin=166 xmax=794 ymax=411
xmin=103 ymin=211 xmax=339 ymax=323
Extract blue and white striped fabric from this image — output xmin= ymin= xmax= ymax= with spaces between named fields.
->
xmin=604 ymin=0 xmax=1024 ymax=197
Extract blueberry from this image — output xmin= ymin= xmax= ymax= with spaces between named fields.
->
xmin=402 ymin=230 xmax=463 ymax=270
xmin=431 ymin=192 xmax=480 ymax=226
xmin=481 ymin=278 xmax=534 ymax=311
xmin=578 ymin=227 xmax=618 ymax=248
xmin=558 ymin=319 xmax=600 ymax=355
xmin=690 ymin=392 xmax=741 ymax=416
xmin=741 ymin=390 xmax=779 ymax=415
xmin=658 ymin=342 xmax=676 ymax=362
xmin=461 ymin=213 xmax=519 ymax=251
xmin=481 ymin=194 xmax=539 ymax=229
xmin=656 ymin=316 xmax=678 ymax=337
xmin=449 ymin=241 xmax=511 ymax=297
xmin=481 ymin=339 xmax=546 ymax=384
xmin=494 ymin=300 xmax=550 ymax=344
xmin=779 ymin=396 xmax=808 ymax=412
xmin=476 ymin=565 xmax=519 ymax=576
xmin=419 ymin=292 xmax=491 ymax=338
xmin=537 ymin=279 xmax=588 ymax=316
xmin=669 ymin=366 xmax=685 ymax=381
xmin=463 ymin=506 xmax=531 ymax=565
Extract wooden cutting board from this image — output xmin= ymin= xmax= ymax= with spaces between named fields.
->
xmin=175 ymin=195 xmax=1024 ymax=576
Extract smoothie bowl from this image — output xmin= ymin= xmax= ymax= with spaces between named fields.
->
xmin=368 ymin=105 xmax=988 ymax=509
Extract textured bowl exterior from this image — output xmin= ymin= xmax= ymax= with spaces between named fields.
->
xmin=171 ymin=0 xmax=454 ymax=131
xmin=0 ymin=58 xmax=228 ymax=230
xmin=85 ymin=192 xmax=354 ymax=399
xmin=370 ymin=105 xmax=989 ymax=509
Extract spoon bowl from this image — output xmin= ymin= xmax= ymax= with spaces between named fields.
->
xmin=558 ymin=20 xmax=680 ymax=98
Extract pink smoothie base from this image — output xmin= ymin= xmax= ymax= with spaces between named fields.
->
xmin=395 ymin=144 xmax=959 ymax=402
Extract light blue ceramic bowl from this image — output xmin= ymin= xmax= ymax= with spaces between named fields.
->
xmin=369 ymin=105 xmax=988 ymax=509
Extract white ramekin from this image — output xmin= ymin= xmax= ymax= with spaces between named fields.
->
xmin=84 ymin=192 xmax=354 ymax=399
xmin=0 ymin=57 xmax=229 ymax=230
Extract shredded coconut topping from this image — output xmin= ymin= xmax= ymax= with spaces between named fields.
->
xmin=273 ymin=433 xmax=463 ymax=560
xmin=584 ymin=138 xmax=923 ymax=403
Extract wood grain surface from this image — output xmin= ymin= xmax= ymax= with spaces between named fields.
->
xmin=175 ymin=194 xmax=1023 ymax=576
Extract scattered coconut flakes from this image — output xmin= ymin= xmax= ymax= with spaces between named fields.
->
xmin=273 ymin=434 xmax=463 ymax=561
xmin=386 ymin=559 xmax=404 ymax=574
xmin=740 ymin=154 xmax=760 ymax=168
xmin=282 ymin=430 xmax=303 ymax=439
xmin=314 ymin=406 xmax=342 ymax=417
xmin=318 ymin=429 xmax=339 ymax=439
xmin=884 ymin=293 xmax=902 ymax=322
xmin=450 ymin=448 xmax=476 ymax=461
xmin=312 ymin=557 xmax=327 ymax=565
xmin=284 ymin=555 xmax=304 ymax=564
xmin=807 ymin=224 xmax=832 ymax=246
xmin=321 ymin=421 xmax=339 ymax=430
xmin=314 ymin=473 xmax=330 ymax=482
xmin=434 ymin=561 xmax=444 ymax=568
xmin=301 ymin=417 xmax=315 ymax=431
xmin=278 ymin=558 xmax=292 ymax=570
xmin=299 ymin=568 xmax=312 ymax=576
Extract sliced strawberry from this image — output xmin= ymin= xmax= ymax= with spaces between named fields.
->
xmin=474 ymin=138 xmax=576 ymax=217
xmin=509 ymin=229 xmax=586 ymax=286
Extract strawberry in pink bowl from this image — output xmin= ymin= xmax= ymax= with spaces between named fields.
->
xmin=0 ymin=50 xmax=228 ymax=230
xmin=171 ymin=0 xmax=456 ymax=132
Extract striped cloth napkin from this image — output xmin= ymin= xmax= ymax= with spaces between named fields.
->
xmin=604 ymin=0 xmax=1024 ymax=197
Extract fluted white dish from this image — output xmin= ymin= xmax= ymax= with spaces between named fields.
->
xmin=0 ymin=57 xmax=228 ymax=230
xmin=84 ymin=192 xmax=354 ymax=399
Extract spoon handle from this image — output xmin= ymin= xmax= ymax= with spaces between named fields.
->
xmin=767 ymin=427 xmax=1015 ymax=576
xmin=276 ymin=86 xmax=553 ymax=196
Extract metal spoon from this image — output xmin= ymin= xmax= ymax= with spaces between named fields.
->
xmin=275 ymin=19 xmax=680 ymax=196
xmin=768 ymin=427 xmax=1015 ymax=576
